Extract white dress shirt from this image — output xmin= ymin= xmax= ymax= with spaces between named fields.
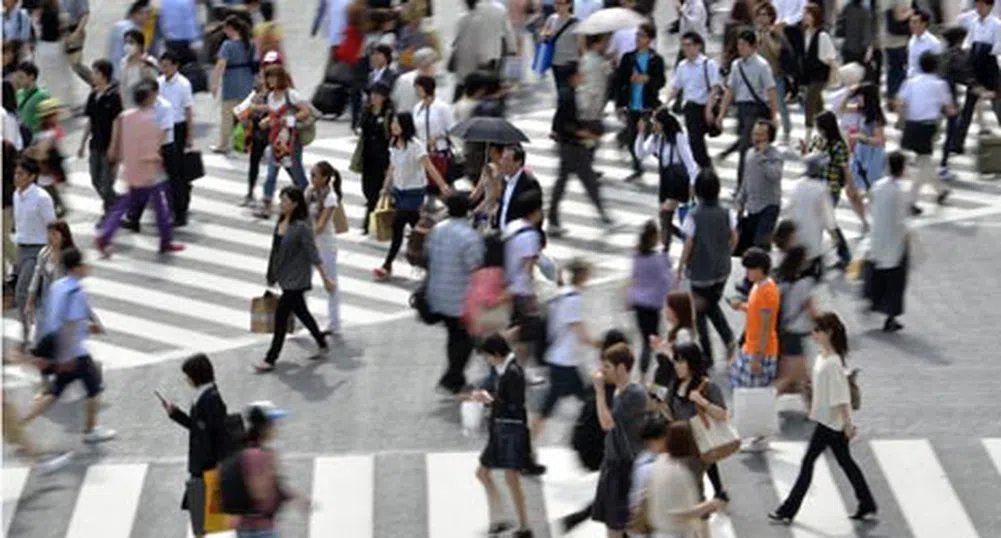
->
xmin=673 ymin=55 xmax=721 ymax=105
xmin=3 ymin=110 xmax=23 ymax=151
xmin=898 ymin=73 xmax=952 ymax=121
xmin=413 ymin=100 xmax=455 ymax=152
xmin=774 ymin=0 xmax=807 ymax=26
xmin=14 ymin=183 xmax=56 ymax=245
xmin=153 ymin=96 xmax=175 ymax=145
xmin=907 ymin=31 xmax=943 ymax=77
xmin=868 ymin=176 xmax=909 ymax=269
xmin=633 ymin=132 xmax=700 ymax=186
xmin=157 ymin=73 xmax=194 ymax=125
xmin=499 ymin=168 xmax=524 ymax=228
xmin=960 ymin=12 xmax=1001 ymax=54
xmin=392 ymin=70 xmax=420 ymax=114
xmin=785 ymin=178 xmax=836 ymax=260
xmin=389 ymin=141 xmax=429 ymax=190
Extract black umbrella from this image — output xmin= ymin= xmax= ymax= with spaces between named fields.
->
xmin=450 ymin=117 xmax=530 ymax=145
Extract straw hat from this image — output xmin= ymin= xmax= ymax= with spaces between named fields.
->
xmin=36 ymin=98 xmax=64 ymax=119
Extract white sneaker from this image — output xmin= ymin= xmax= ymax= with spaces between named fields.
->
xmin=82 ymin=426 xmax=117 ymax=444
xmin=35 ymin=451 xmax=74 ymax=474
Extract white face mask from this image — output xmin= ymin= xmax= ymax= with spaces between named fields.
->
xmin=124 ymin=43 xmax=138 ymax=57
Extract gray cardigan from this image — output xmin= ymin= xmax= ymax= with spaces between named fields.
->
xmin=266 ymin=220 xmax=321 ymax=291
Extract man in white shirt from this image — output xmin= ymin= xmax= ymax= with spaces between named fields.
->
xmin=784 ymin=153 xmax=840 ymax=278
xmin=954 ymin=0 xmax=1001 ymax=154
xmin=529 ymin=259 xmax=599 ymax=441
xmin=157 ymin=50 xmax=194 ymax=226
xmin=906 ymin=10 xmax=942 ymax=78
xmin=503 ymin=190 xmax=546 ymax=371
xmin=412 ymin=75 xmax=454 ymax=158
xmin=392 ymin=48 xmax=436 ymax=114
xmin=865 ymin=151 xmax=910 ymax=333
xmin=12 ymin=158 xmax=56 ymax=350
xmin=896 ymin=51 xmax=956 ymax=215
xmin=669 ymin=31 xmax=721 ymax=167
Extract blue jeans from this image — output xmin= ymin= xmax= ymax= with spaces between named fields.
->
xmin=262 ymin=143 xmax=308 ymax=200
xmin=775 ymin=76 xmax=792 ymax=137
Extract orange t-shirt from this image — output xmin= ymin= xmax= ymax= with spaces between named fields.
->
xmin=743 ymin=278 xmax=780 ymax=357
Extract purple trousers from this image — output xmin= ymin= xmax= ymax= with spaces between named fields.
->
xmin=99 ymin=184 xmax=173 ymax=247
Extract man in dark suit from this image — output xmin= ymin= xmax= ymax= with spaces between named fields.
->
xmin=614 ymin=23 xmax=666 ymax=181
xmin=495 ymin=144 xmax=543 ymax=231
xmin=367 ymin=44 xmax=398 ymax=94
xmin=160 ymin=354 xmax=229 ymax=538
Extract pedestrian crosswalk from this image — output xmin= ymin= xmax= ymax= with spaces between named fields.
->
xmin=3 ymin=438 xmax=1001 ymax=538
xmin=5 ymin=79 xmax=1001 ymax=383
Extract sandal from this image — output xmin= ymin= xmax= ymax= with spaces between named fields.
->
xmin=372 ymin=267 xmax=391 ymax=281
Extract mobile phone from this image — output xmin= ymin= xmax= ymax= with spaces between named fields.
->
xmin=154 ymin=389 xmax=167 ymax=403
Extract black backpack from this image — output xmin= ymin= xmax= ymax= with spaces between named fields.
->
xmin=219 ymin=449 xmax=254 ymax=515
xmin=571 ymin=394 xmax=605 ymax=472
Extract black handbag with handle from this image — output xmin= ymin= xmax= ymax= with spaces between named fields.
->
xmin=180 ymin=151 xmax=205 ymax=182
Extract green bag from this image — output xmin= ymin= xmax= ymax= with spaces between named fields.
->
xmin=232 ymin=122 xmax=246 ymax=153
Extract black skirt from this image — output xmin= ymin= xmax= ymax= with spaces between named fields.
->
xmin=659 ymin=163 xmax=690 ymax=203
xmin=590 ymin=458 xmax=633 ymax=531
xmin=863 ymin=256 xmax=908 ymax=317
xmin=901 ymin=121 xmax=936 ymax=156
xmin=479 ymin=418 xmax=529 ymax=470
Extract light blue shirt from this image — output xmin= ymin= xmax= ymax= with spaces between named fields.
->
xmin=2 ymin=7 xmax=33 ymax=42
xmin=108 ymin=19 xmax=138 ymax=80
xmin=43 ymin=275 xmax=90 ymax=362
xmin=158 ymin=0 xmax=200 ymax=42
xmin=630 ymin=51 xmax=649 ymax=111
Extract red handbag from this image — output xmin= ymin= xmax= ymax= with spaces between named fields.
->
xmin=427 ymin=150 xmax=449 ymax=185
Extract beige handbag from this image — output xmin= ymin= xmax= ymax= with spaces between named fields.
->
xmin=332 ymin=205 xmax=349 ymax=235
xmin=689 ymin=410 xmax=741 ymax=463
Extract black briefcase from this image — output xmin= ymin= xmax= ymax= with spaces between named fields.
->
xmin=311 ymin=82 xmax=349 ymax=116
xmin=181 ymin=63 xmax=209 ymax=94
xmin=180 ymin=151 xmax=205 ymax=182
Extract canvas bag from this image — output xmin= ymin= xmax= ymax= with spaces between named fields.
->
xmin=250 ymin=291 xmax=295 ymax=334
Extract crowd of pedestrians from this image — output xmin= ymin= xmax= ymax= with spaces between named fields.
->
xmin=1 ymin=0 xmax=991 ymax=535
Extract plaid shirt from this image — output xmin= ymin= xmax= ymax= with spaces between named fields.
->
xmin=729 ymin=350 xmax=778 ymax=388
xmin=426 ymin=218 xmax=485 ymax=317
xmin=808 ymin=137 xmax=849 ymax=197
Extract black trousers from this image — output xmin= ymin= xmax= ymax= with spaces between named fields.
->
xmin=361 ymin=166 xmax=384 ymax=233
xmin=439 ymin=315 xmax=475 ymax=393
xmin=382 ymin=208 xmax=420 ymax=270
xmin=783 ymin=24 xmax=805 ymax=93
xmin=633 ymin=305 xmax=660 ymax=374
xmin=246 ymin=136 xmax=267 ymax=198
xmin=683 ymin=101 xmax=711 ymax=167
xmin=549 ymin=142 xmax=605 ymax=227
xmin=690 ymin=280 xmax=734 ymax=365
xmin=776 ymin=423 xmax=876 ymax=518
xmin=618 ymin=110 xmax=643 ymax=173
xmin=955 ymin=85 xmax=1001 ymax=154
xmin=264 ymin=289 xmax=325 ymax=365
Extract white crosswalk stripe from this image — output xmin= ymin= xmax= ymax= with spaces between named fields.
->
xmin=5 ymin=83 xmax=1001 ymax=382
xmin=3 ymin=438 xmax=1000 ymax=538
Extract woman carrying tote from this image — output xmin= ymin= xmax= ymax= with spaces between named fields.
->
xmin=358 ymin=83 xmax=394 ymax=235
xmin=372 ymin=112 xmax=449 ymax=281
xmin=305 ymin=161 xmax=343 ymax=339
xmin=665 ymin=342 xmax=729 ymax=505
xmin=254 ymin=187 xmax=335 ymax=373
xmin=769 ymin=312 xmax=877 ymax=525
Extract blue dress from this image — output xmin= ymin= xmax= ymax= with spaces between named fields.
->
xmin=851 ymin=122 xmax=886 ymax=191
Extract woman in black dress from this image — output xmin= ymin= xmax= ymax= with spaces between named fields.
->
xmin=471 ymin=334 xmax=533 ymax=538
xmin=359 ymin=82 xmax=394 ymax=235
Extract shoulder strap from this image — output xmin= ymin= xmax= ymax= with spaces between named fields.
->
xmin=18 ymin=87 xmax=39 ymax=110
xmin=702 ymin=58 xmax=711 ymax=89
xmin=550 ymin=16 xmax=577 ymax=44
xmin=737 ymin=61 xmax=766 ymax=106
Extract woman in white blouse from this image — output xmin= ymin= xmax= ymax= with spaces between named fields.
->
xmin=769 ymin=312 xmax=878 ymax=525
xmin=634 ymin=108 xmax=700 ymax=249
xmin=648 ymin=421 xmax=727 ymax=538
xmin=373 ymin=112 xmax=450 ymax=281
xmin=306 ymin=161 xmax=343 ymax=338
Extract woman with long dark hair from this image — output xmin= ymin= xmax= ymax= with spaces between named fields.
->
xmin=770 ymin=312 xmax=877 ymax=525
xmin=650 ymin=290 xmax=697 ymax=388
xmin=372 ymin=111 xmax=449 ymax=281
xmin=804 ymin=110 xmax=866 ymax=268
xmin=634 ymin=108 xmax=699 ymax=250
xmin=773 ymin=245 xmax=819 ymax=399
xmin=306 ymin=161 xmax=343 ymax=338
xmin=848 ymin=83 xmax=887 ymax=192
xmin=359 ymin=83 xmax=394 ymax=234
xmin=628 ymin=220 xmax=673 ymax=380
xmin=254 ymin=187 xmax=335 ymax=373
xmin=667 ymin=342 xmax=729 ymax=507
xmin=211 ymin=15 xmax=257 ymax=154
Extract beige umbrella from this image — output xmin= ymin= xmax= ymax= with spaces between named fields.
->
xmin=573 ymin=7 xmax=647 ymax=35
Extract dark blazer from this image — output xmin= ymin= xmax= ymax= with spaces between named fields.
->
xmin=495 ymin=170 xmax=543 ymax=229
xmin=614 ymin=49 xmax=666 ymax=111
xmin=366 ymin=66 xmax=398 ymax=92
xmin=486 ymin=360 xmax=527 ymax=422
xmin=169 ymin=384 xmax=229 ymax=476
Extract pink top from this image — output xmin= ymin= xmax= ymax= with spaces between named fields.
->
xmin=119 ymin=108 xmax=163 ymax=189
xmin=234 ymin=448 xmax=281 ymax=530
xmin=462 ymin=267 xmax=506 ymax=336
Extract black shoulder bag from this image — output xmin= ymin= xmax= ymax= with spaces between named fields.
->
xmin=658 ymin=135 xmax=689 ymax=203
